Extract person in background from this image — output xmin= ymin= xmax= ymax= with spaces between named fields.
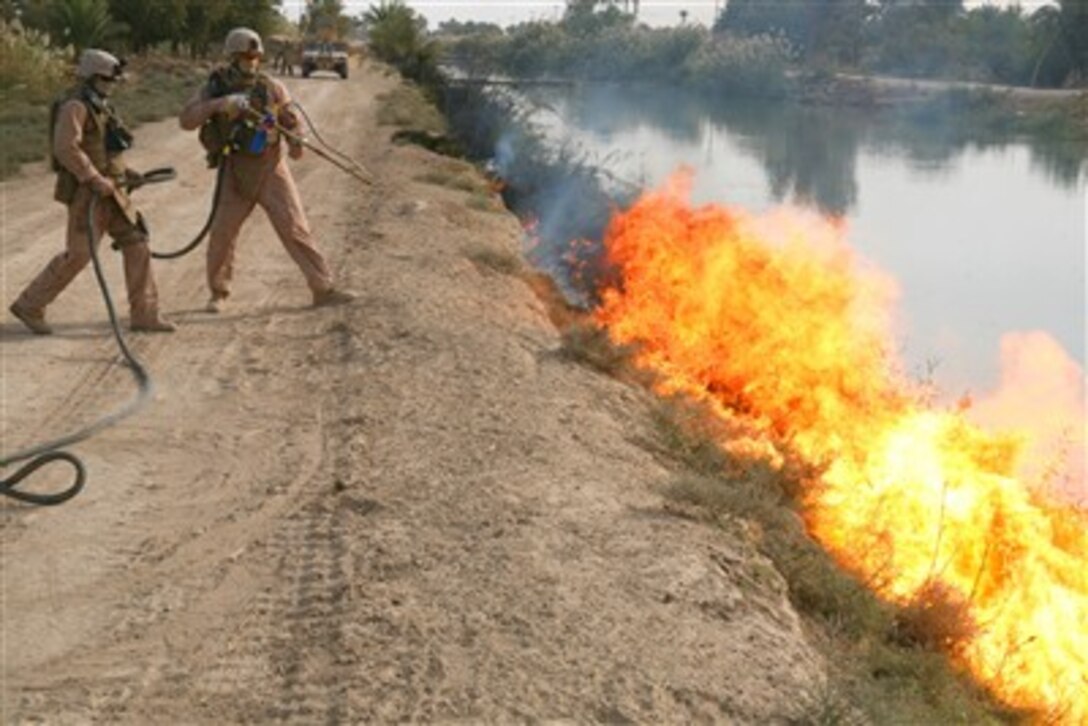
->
xmin=179 ymin=27 xmax=354 ymax=313
xmin=9 ymin=49 xmax=176 ymax=335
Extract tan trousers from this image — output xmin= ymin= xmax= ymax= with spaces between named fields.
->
xmin=15 ymin=186 xmax=160 ymax=324
xmin=207 ymin=152 xmax=333 ymax=300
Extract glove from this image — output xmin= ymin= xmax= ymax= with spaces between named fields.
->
xmin=221 ymin=93 xmax=250 ymax=117
xmin=89 ymin=175 xmax=115 ymax=197
xmin=123 ymin=168 xmax=145 ymax=190
xmin=288 ymin=143 xmax=304 ymax=160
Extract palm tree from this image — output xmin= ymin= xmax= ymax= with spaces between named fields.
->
xmin=49 ymin=0 xmax=126 ymax=57
xmin=1030 ymin=6 xmax=1065 ymax=86
xmin=1058 ymin=0 xmax=1088 ymax=81
xmin=305 ymin=0 xmax=350 ymax=40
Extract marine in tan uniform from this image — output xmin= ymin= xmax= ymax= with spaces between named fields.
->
xmin=179 ymin=27 xmax=354 ymax=313
xmin=9 ymin=49 xmax=176 ymax=335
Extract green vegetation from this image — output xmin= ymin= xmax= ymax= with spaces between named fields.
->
xmin=685 ymin=32 xmax=792 ymax=97
xmin=1 ymin=20 xmax=68 ymax=177
xmin=0 ymin=19 xmax=68 ymax=100
xmin=4 ymin=0 xmax=289 ymax=57
xmin=301 ymin=0 xmax=352 ymax=42
xmin=362 ymin=0 xmax=440 ymax=86
xmin=438 ymin=0 xmax=1087 ymax=119
xmin=718 ymin=0 xmax=1088 ymax=89
xmin=34 ymin=0 xmax=126 ymax=56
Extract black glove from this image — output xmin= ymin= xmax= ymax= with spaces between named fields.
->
xmin=123 ymin=168 xmax=145 ymax=191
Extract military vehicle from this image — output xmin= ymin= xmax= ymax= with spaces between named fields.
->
xmin=301 ymin=41 xmax=349 ymax=79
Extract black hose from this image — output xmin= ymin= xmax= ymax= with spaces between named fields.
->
xmin=1 ymin=193 xmax=153 ymax=506
xmin=288 ymin=100 xmax=370 ymax=180
xmin=150 ymin=162 xmax=225 ymax=260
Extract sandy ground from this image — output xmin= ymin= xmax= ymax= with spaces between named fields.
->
xmin=1 ymin=61 xmax=826 ymax=723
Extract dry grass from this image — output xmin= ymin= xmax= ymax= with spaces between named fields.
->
xmin=376 ymin=83 xmax=447 ymax=134
xmin=466 ymin=190 xmax=504 ymax=212
xmin=648 ymin=394 xmax=1023 ymax=725
xmin=415 ymin=159 xmax=503 ymax=213
xmin=891 ymin=578 xmax=979 ymax=651
xmin=415 ymin=168 xmax=481 ymax=193
xmin=522 ymin=271 xmax=586 ymax=330
xmin=465 ymin=244 xmax=524 ymax=276
xmin=557 ymin=320 xmax=649 ymax=381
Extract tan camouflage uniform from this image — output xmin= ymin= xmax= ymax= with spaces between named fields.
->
xmin=179 ymin=68 xmax=339 ymax=309
xmin=10 ymin=72 xmax=173 ymax=334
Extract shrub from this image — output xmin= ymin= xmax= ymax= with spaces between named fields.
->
xmin=685 ymin=32 xmax=793 ymax=97
xmin=364 ymin=0 xmax=441 ymax=86
xmin=0 ymin=20 xmax=70 ymax=104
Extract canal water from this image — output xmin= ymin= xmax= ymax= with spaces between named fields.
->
xmin=505 ymin=83 xmax=1086 ymax=401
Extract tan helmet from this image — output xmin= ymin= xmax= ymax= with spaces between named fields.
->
xmin=224 ymin=27 xmax=264 ymax=56
xmin=77 ymin=49 xmax=125 ymax=80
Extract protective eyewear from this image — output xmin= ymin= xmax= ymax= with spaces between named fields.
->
xmin=98 ymin=59 xmax=126 ymax=82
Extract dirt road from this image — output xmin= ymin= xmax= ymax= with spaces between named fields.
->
xmin=2 ymin=62 xmax=824 ymax=723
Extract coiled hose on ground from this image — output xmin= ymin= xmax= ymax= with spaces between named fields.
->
xmin=1 ymin=186 xmax=161 ymax=505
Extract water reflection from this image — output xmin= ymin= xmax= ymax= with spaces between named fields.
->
xmin=707 ymin=100 xmax=860 ymax=215
xmin=530 ymin=83 xmax=1087 ymax=215
xmin=513 ymin=82 xmax=1085 ymax=391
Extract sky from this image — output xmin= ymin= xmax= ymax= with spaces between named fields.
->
xmin=281 ymin=0 xmax=1053 ymax=30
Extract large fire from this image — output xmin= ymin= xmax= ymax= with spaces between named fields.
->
xmin=593 ymin=172 xmax=1088 ymax=719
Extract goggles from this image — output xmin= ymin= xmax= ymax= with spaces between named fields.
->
xmin=98 ymin=58 xmax=126 ymax=82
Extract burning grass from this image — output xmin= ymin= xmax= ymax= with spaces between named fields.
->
xmin=652 ymin=396 xmax=1027 ymax=725
xmin=590 ymin=170 xmax=1086 ymax=721
xmin=527 ymin=303 xmax=1026 ymax=722
xmin=518 ymin=169 xmax=1087 ymax=721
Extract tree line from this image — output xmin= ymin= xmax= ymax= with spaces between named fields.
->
xmin=442 ymin=0 xmax=1087 ymax=90
xmin=718 ymin=0 xmax=1088 ymax=88
xmin=0 ymin=0 xmax=359 ymax=57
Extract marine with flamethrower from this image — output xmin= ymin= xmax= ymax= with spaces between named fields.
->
xmin=179 ymin=27 xmax=355 ymax=314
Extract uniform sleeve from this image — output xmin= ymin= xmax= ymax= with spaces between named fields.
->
xmin=269 ymin=78 xmax=301 ymax=135
xmin=53 ymin=100 xmax=103 ymax=184
xmin=179 ymin=85 xmax=223 ymax=131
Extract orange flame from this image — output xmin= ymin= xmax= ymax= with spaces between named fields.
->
xmin=594 ymin=171 xmax=1088 ymax=719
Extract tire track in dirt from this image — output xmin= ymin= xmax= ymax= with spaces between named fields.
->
xmin=262 ymin=499 xmax=352 ymax=723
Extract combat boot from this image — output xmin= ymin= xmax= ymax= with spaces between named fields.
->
xmin=9 ymin=302 xmax=53 ymax=335
xmin=206 ymin=295 xmax=228 ymax=314
xmin=313 ymin=288 xmax=356 ymax=307
xmin=131 ymin=315 xmax=177 ymax=333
